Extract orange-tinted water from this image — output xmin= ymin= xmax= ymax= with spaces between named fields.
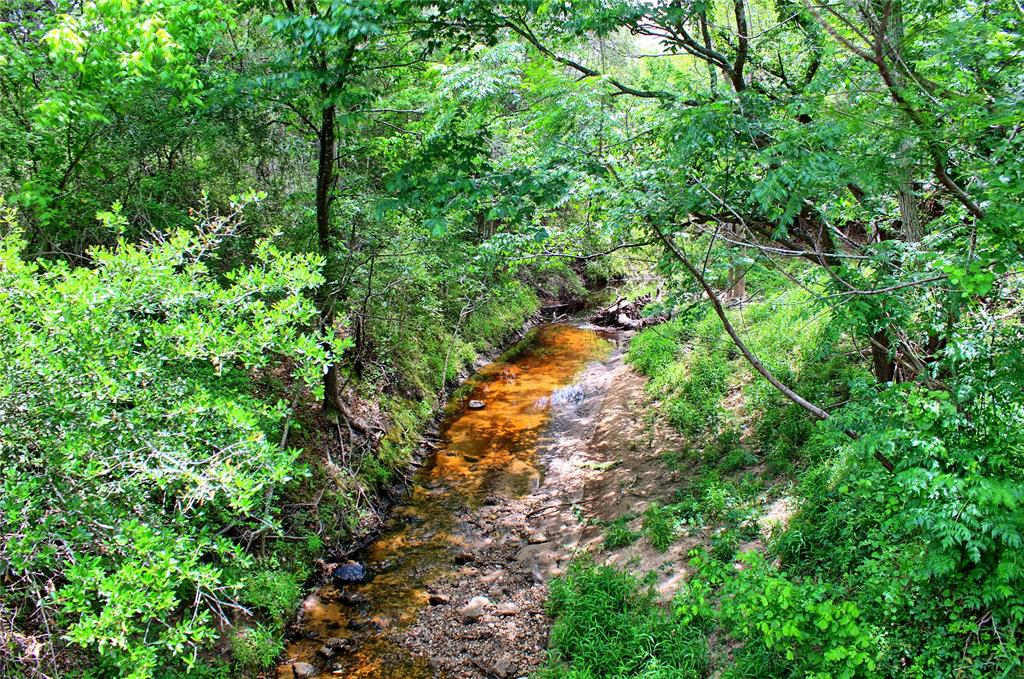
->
xmin=277 ymin=324 xmax=610 ymax=678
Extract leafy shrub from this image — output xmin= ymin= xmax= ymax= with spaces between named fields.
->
xmin=0 ymin=204 xmax=337 ymax=678
xmin=541 ymin=560 xmax=707 ymax=678
xmin=678 ymin=553 xmax=880 ymax=678
xmin=709 ymin=528 xmax=740 ymax=562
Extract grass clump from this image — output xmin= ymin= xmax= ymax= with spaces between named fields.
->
xmin=230 ymin=623 xmax=285 ymax=672
xmin=540 ymin=560 xmax=707 ymax=679
xmin=642 ymin=503 xmax=678 ymax=551
xmin=240 ymin=563 xmax=305 ymax=625
xmin=603 ymin=515 xmax=641 ymax=549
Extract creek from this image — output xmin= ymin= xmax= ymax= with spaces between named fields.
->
xmin=277 ymin=323 xmax=618 ymax=678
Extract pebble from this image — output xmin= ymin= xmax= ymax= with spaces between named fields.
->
xmin=459 ymin=596 xmax=490 ymax=623
xmin=494 ymin=602 xmax=520 ymax=616
xmin=480 ymin=570 xmax=503 ymax=586
xmin=494 ymin=657 xmax=516 ymax=678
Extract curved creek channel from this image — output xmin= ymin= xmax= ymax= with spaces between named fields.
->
xmin=277 ymin=323 xmax=624 ymax=678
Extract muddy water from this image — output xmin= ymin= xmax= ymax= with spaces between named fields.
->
xmin=278 ymin=324 xmax=612 ymax=678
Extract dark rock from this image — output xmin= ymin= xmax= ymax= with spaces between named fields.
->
xmin=332 ymin=561 xmax=369 ymax=584
xmin=339 ymin=590 xmax=368 ymax=606
xmin=290 ymin=662 xmax=318 ymax=678
xmin=428 ymin=593 xmax=451 ymax=606
xmin=467 ymin=399 xmax=486 ymax=410
xmin=453 ymin=551 xmax=476 ymax=565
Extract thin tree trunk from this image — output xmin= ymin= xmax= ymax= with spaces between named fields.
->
xmin=316 ymin=103 xmax=343 ymax=414
xmin=888 ymin=0 xmax=922 ymax=241
xmin=871 ymin=330 xmax=895 ymax=382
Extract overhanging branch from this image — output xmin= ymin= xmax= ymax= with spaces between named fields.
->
xmin=655 ymin=224 xmax=896 ymax=472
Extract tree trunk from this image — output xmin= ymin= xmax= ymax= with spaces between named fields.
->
xmin=888 ymin=0 xmax=922 ymax=241
xmin=316 ymin=103 xmax=343 ymax=414
xmin=725 ymin=223 xmax=746 ymax=300
xmin=870 ymin=330 xmax=895 ymax=383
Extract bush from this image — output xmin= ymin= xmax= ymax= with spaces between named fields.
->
xmin=603 ymin=515 xmax=641 ymax=549
xmin=0 ymin=206 xmax=337 ymax=678
xmin=642 ymin=503 xmax=677 ymax=551
xmin=709 ymin=528 xmax=740 ymax=562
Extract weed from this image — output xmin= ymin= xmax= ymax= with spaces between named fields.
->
xmin=603 ymin=515 xmax=641 ymax=550
xmin=710 ymin=528 xmax=740 ymax=562
xmin=642 ymin=503 xmax=677 ymax=551
xmin=540 ymin=560 xmax=708 ymax=678
xmin=241 ymin=564 xmax=304 ymax=625
xmin=230 ymin=623 xmax=284 ymax=671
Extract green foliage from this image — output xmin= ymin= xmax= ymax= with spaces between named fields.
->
xmin=0 ymin=0 xmax=235 ymax=239
xmin=229 ymin=623 xmax=284 ymax=672
xmin=642 ymin=503 xmax=677 ymax=552
xmin=0 ymin=200 xmax=338 ymax=677
xmin=630 ymin=307 xmax=732 ymax=438
xmin=678 ymin=552 xmax=880 ymax=679
xmin=709 ymin=529 xmax=740 ymax=562
xmin=1 ymin=0 xmax=1022 ymax=676
xmin=541 ymin=560 xmax=708 ymax=678
xmin=240 ymin=564 xmax=305 ymax=626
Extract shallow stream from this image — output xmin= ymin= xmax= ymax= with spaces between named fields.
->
xmin=277 ymin=324 xmax=613 ymax=678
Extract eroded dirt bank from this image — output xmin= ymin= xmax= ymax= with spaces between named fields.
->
xmin=278 ymin=322 xmax=686 ymax=679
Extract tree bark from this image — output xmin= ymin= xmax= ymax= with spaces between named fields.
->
xmin=870 ymin=330 xmax=896 ymax=383
xmin=316 ymin=103 xmax=343 ymax=414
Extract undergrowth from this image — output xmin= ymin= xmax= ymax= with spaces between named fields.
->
xmin=549 ymin=271 xmax=1023 ymax=677
xmin=540 ymin=560 xmax=708 ymax=679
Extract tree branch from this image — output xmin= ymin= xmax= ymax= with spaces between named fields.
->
xmin=655 ymin=224 xmax=895 ymax=472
